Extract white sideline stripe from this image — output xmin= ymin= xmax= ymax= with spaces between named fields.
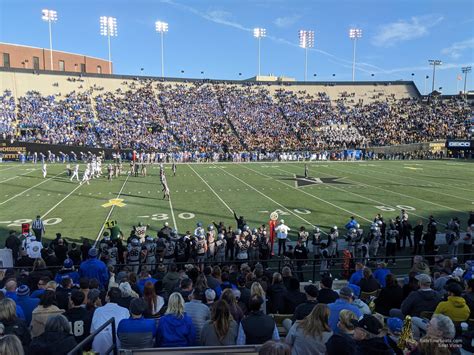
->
xmin=218 ymin=165 xmax=326 ymax=233
xmin=242 ymin=165 xmax=371 ymax=224
xmin=359 ymin=164 xmax=474 ymax=198
xmin=95 ymin=175 xmax=130 ymax=246
xmin=187 ymin=164 xmax=233 ymax=214
xmin=321 ymin=164 xmax=469 ymax=214
xmin=168 ymin=194 xmax=178 ymax=231
xmin=0 ymin=172 xmax=65 ymax=206
xmin=42 ymin=183 xmax=83 ymax=219
xmin=275 ymin=165 xmax=433 ymax=224
xmin=0 ymin=169 xmax=36 ymax=184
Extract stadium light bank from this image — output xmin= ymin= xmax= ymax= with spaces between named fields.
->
xmin=462 ymin=66 xmax=472 ymax=95
xmin=299 ymin=30 xmax=315 ymax=82
xmin=428 ymin=59 xmax=442 ymax=93
xmin=100 ymin=16 xmax=118 ymax=74
xmin=155 ymin=21 xmax=169 ymax=78
xmin=41 ymin=9 xmax=58 ymax=71
xmin=349 ymin=28 xmax=362 ymax=82
xmin=253 ymin=28 xmax=266 ymax=77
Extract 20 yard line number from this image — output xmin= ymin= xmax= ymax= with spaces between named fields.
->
xmin=375 ymin=205 xmax=416 ymax=212
xmin=4 ymin=218 xmax=62 ymax=227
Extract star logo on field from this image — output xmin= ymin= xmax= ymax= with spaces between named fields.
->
xmin=286 ymin=175 xmax=349 ymax=188
xmin=101 ymin=198 xmax=126 ymax=208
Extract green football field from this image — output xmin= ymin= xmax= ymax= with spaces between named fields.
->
xmin=0 ymin=160 xmax=473 ymax=247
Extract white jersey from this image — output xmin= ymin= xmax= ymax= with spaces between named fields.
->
xmin=275 ymin=224 xmax=290 ymax=239
xmin=27 ymin=241 xmax=43 ymax=258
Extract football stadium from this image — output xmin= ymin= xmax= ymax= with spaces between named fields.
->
xmin=0 ymin=1 xmax=473 ymax=354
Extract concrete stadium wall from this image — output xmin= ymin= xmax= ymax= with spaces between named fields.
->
xmin=0 ymin=68 xmax=419 ymax=103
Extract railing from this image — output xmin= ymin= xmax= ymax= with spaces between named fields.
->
xmin=67 ymin=317 xmax=117 ymax=355
xmin=118 ymin=345 xmax=261 ymax=355
xmin=10 ymin=253 xmax=474 ymax=284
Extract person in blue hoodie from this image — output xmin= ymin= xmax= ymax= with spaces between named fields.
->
xmin=16 ymin=285 xmax=39 ymax=326
xmin=55 ymin=259 xmax=80 ymax=285
xmin=373 ymin=262 xmax=391 ymax=288
xmin=78 ymin=248 xmax=109 ymax=290
xmin=156 ymin=292 xmax=196 ymax=347
xmin=345 ymin=216 xmax=358 ymax=231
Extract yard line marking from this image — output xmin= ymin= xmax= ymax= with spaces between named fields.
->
xmin=0 ymin=166 xmax=22 ymax=173
xmin=95 ymin=175 xmax=130 ymax=246
xmin=0 ymin=169 xmax=37 ymax=184
xmin=276 ymin=166 xmax=433 ymax=223
xmin=241 ymin=165 xmax=371 ymax=223
xmin=0 ymin=172 xmax=65 ymax=206
xmin=218 ymin=165 xmax=328 ymax=232
xmin=42 ymin=183 xmax=83 ymax=219
xmin=168 ymin=194 xmax=178 ymax=231
xmin=320 ymin=164 xmax=468 ymax=214
xmin=187 ymin=164 xmax=233 ymax=214
xmin=364 ymin=163 xmax=474 ymax=194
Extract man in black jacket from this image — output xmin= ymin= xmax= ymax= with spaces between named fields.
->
xmin=318 ymin=276 xmax=339 ymax=304
xmin=389 ymin=273 xmax=441 ymax=319
xmin=283 ymin=284 xmax=318 ymax=331
xmin=237 ymin=295 xmax=280 ymax=345
xmin=413 ymin=220 xmax=424 ymax=255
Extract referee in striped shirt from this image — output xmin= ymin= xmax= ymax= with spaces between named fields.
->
xmin=32 ymin=215 xmax=45 ymax=242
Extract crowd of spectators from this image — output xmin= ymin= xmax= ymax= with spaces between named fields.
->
xmin=1 ymin=209 xmax=474 ymax=354
xmin=0 ymin=81 xmax=470 ymax=153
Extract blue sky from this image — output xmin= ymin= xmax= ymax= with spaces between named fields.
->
xmin=1 ymin=0 xmax=473 ymax=94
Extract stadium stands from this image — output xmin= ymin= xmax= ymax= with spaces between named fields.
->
xmin=1 ymin=69 xmax=470 ymax=153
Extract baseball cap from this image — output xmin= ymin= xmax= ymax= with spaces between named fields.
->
xmin=63 ymin=259 xmax=74 ymax=269
xmin=17 ymin=285 xmax=30 ymax=297
xmin=415 ymin=273 xmax=431 ymax=285
xmin=88 ymin=248 xmax=98 ymax=258
xmin=348 ymin=283 xmax=361 ymax=298
xmin=339 ymin=286 xmax=354 ymax=298
xmin=304 ymin=284 xmax=318 ymax=298
xmin=387 ymin=317 xmax=403 ymax=334
xmin=351 ymin=314 xmax=383 ymax=335
xmin=452 ymin=267 xmax=464 ymax=279
xmin=130 ymin=298 xmax=147 ymax=316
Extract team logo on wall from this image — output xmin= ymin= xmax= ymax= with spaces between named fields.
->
xmin=288 ymin=175 xmax=349 ymax=188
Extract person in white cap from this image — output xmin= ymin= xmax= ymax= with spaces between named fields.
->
xmin=275 ymin=219 xmax=290 ymax=256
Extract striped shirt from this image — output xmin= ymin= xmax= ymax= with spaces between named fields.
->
xmin=32 ymin=219 xmax=44 ymax=231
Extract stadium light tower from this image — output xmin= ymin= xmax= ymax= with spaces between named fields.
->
xmin=299 ymin=30 xmax=315 ymax=81
xmin=41 ymin=9 xmax=58 ymax=70
xmin=100 ymin=16 xmax=118 ymax=74
xmin=155 ymin=21 xmax=168 ymax=77
xmin=253 ymin=28 xmax=266 ymax=76
xmin=428 ymin=59 xmax=442 ymax=93
xmin=349 ymin=28 xmax=362 ymax=82
xmin=462 ymin=66 xmax=472 ymax=95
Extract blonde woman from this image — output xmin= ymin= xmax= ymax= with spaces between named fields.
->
xmin=155 ymin=292 xmax=196 ymax=347
xmin=285 ymin=304 xmax=333 ymax=355
xmin=0 ymin=334 xmax=25 ymax=355
xmin=325 ymin=309 xmax=357 ymax=355
xmin=250 ymin=282 xmax=267 ymax=314
xmin=0 ymin=299 xmax=30 ymax=351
